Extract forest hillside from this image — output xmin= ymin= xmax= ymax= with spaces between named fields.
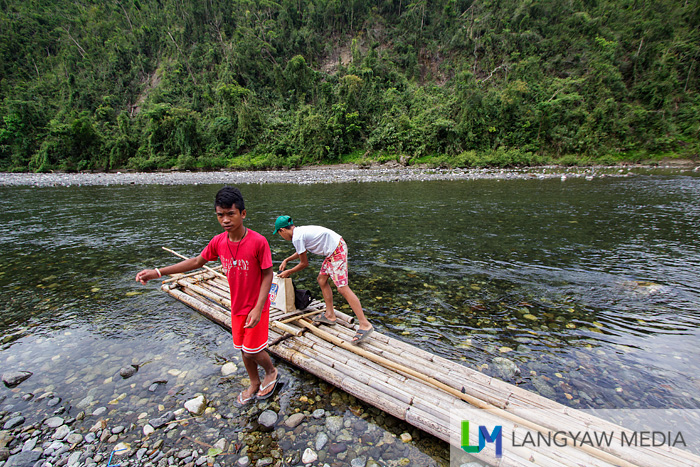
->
xmin=1 ymin=0 xmax=698 ymax=172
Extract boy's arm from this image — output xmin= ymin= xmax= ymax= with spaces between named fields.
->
xmin=278 ymin=251 xmax=308 ymax=278
xmin=244 ymin=266 xmax=274 ymax=329
xmin=279 ymin=251 xmax=299 ymax=272
xmin=136 ymin=255 xmax=208 ymax=284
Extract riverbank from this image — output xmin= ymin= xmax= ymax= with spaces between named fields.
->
xmin=1 ymin=162 xmax=697 ymax=187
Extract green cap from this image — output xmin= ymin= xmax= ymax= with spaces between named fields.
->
xmin=273 ymin=215 xmax=293 ymax=234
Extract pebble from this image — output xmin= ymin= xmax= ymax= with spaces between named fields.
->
xmin=301 ymin=448 xmax=318 ymax=464
xmin=315 ymin=432 xmax=329 ymax=450
xmin=221 ymin=362 xmax=238 ymax=376
xmin=184 ymin=395 xmax=207 ymax=416
xmin=284 ymin=413 xmax=305 ymax=428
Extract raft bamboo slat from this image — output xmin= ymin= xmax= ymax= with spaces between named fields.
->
xmin=161 ymin=269 xmax=700 ymax=467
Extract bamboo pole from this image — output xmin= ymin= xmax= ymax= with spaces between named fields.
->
xmin=163 ymin=269 xmax=216 ymax=283
xmin=162 ymin=247 xmax=227 ymax=280
xmin=270 ymin=321 xmax=303 ymax=336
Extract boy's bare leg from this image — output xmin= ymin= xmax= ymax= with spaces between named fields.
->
xmin=338 ymin=285 xmax=372 ymax=330
xmin=240 ymin=352 xmax=262 ymax=400
xmin=245 ymin=350 xmax=278 ymax=397
xmin=317 ymin=274 xmax=336 ymax=320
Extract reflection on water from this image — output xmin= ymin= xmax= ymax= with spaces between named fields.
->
xmin=1 ymin=174 xmax=700 ymax=459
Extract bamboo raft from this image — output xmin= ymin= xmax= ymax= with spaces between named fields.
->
xmin=160 ymin=263 xmax=700 ymax=467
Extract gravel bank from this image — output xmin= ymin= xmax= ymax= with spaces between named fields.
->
xmin=0 ymin=164 xmax=648 ymax=187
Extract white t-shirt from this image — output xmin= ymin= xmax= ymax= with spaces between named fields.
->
xmin=292 ymin=226 xmax=341 ymax=258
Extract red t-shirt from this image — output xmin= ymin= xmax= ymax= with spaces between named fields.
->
xmin=200 ymin=229 xmax=273 ymax=317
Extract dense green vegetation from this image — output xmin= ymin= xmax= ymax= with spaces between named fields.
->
xmin=1 ymin=0 xmax=698 ymax=172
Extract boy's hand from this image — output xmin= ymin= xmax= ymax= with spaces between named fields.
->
xmin=278 ymin=270 xmax=292 ymax=278
xmin=278 ymin=260 xmax=287 ymax=272
xmin=245 ymin=308 xmax=262 ymax=328
xmin=135 ymin=269 xmax=158 ymax=284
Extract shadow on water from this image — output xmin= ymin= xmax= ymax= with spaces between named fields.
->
xmin=1 ymin=174 xmax=699 ymax=464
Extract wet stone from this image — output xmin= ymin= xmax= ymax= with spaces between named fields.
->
xmin=325 ymin=416 xmax=344 ymax=435
xmin=4 ymin=450 xmax=41 ymax=466
xmin=329 ymin=443 xmax=347 ymax=454
xmin=3 ymin=416 xmax=24 ymax=430
xmin=66 ymin=433 xmax=83 ymax=444
xmin=52 ymin=425 xmax=71 ymax=440
xmin=258 ymin=410 xmax=278 ymax=429
xmin=301 ymin=448 xmax=318 ymax=464
xmin=2 ymin=371 xmax=33 ymax=388
xmin=45 ymin=416 xmax=64 ymax=428
xmin=315 ymin=432 xmax=329 ymax=450
xmin=284 ymin=413 xmax=305 ymax=428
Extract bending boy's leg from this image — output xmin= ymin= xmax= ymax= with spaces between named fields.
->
xmin=338 ymin=285 xmax=372 ymax=330
xmin=317 ymin=274 xmax=336 ymax=319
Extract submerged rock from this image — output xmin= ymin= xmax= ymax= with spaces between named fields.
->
xmin=2 ymin=371 xmax=32 ymax=387
xmin=492 ymin=357 xmax=521 ymax=381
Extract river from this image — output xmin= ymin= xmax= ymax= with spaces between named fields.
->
xmin=1 ymin=170 xmax=699 ymax=466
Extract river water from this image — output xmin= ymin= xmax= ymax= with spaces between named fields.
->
xmin=1 ymin=171 xmax=699 ymax=465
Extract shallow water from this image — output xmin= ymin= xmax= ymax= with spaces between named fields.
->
xmin=1 ymin=173 xmax=699 ymax=464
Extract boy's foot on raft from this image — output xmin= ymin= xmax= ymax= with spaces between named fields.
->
xmin=313 ymin=313 xmax=337 ymax=325
xmin=352 ymin=325 xmax=374 ymax=344
xmin=256 ymin=369 xmax=279 ymax=399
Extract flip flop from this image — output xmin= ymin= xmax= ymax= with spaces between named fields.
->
xmin=256 ymin=379 xmax=281 ymax=400
xmin=236 ymin=390 xmax=256 ymax=407
xmin=313 ymin=314 xmax=337 ymax=326
xmin=351 ymin=327 xmax=373 ymax=345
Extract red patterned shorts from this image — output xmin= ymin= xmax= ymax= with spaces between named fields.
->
xmin=320 ymin=238 xmax=349 ymax=287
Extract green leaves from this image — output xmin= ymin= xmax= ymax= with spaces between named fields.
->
xmin=0 ymin=0 xmax=698 ymax=171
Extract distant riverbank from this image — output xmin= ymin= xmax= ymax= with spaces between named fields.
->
xmin=2 ymin=162 xmax=698 ymax=187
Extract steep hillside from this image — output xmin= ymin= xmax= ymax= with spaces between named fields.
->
xmin=0 ymin=0 xmax=698 ymax=171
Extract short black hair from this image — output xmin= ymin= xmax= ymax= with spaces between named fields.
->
xmin=215 ymin=186 xmax=245 ymax=211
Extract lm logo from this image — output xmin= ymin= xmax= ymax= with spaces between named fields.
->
xmin=461 ymin=421 xmax=503 ymax=457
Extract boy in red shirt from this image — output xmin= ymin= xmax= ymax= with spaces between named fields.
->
xmin=136 ymin=187 xmax=278 ymax=404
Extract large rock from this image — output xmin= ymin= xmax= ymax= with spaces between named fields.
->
xmin=2 ymin=372 xmax=32 ymax=388
xmin=4 ymin=450 xmax=41 ymax=467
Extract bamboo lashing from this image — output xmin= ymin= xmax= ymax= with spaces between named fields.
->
xmin=157 ymin=247 xmax=700 ymax=467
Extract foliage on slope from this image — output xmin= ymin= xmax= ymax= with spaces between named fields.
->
xmin=0 ymin=0 xmax=698 ymax=171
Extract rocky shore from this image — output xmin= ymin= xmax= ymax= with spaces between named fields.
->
xmin=0 ymin=163 xmax=683 ymax=187
xmin=0 ymin=359 xmax=444 ymax=467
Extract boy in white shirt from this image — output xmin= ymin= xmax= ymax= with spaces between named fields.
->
xmin=273 ymin=215 xmax=373 ymax=344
